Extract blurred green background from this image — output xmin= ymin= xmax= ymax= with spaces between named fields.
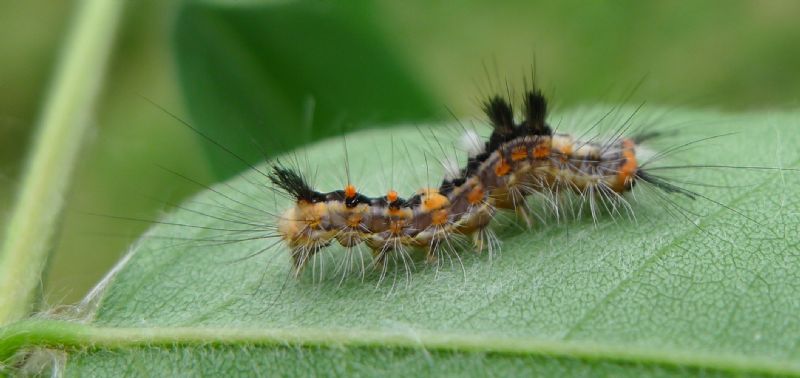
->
xmin=1 ymin=0 xmax=798 ymax=305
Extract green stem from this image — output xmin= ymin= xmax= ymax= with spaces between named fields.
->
xmin=1 ymin=320 xmax=799 ymax=376
xmin=0 ymin=0 xmax=125 ymax=325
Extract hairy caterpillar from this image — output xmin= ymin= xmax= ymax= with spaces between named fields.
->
xmin=267 ymin=89 xmax=693 ymax=278
xmin=114 ymin=85 xmax=793 ymax=287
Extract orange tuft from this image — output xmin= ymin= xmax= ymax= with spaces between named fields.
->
xmin=421 ymin=190 xmax=449 ymax=211
xmin=467 ymin=186 xmax=484 ymax=204
xmin=344 ymin=184 xmax=357 ymax=199
xmin=347 ymin=213 xmax=362 ymax=228
xmin=495 ymin=159 xmax=511 ymax=176
xmin=532 ymin=144 xmax=550 ymax=158
xmin=387 ymin=190 xmax=398 ymax=202
xmin=615 ymin=139 xmax=638 ymax=190
xmin=559 ymin=143 xmax=572 ymax=155
xmin=387 ymin=206 xmax=411 ymax=219
xmin=431 ymin=209 xmax=448 ymax=225
xmin=511 ymin=146 xmax=528 ymax=161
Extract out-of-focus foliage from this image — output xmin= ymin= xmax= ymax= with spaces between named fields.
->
xmin=174 ymin=1 xmax=440 ymax=178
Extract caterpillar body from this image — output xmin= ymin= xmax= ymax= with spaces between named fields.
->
xmin=269 ymin=89 xmax=683 ymax=276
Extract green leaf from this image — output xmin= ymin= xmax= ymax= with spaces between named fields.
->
xmin=3 ymin=107 xmax=800 ymax=376
xmin=173 ymin=0 xmax=440 ymax=179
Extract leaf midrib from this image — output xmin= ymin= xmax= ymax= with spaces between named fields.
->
xmin=2 ymin=320 xmax=799 ymax=376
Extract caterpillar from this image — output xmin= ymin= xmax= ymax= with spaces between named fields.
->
xmin=123 ymin=83 xmax=797 ymax=288
xmin=268 ymin=89 xmax=689 ymax=277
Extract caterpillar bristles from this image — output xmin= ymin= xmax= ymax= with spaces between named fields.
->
xmin=269 ymin=88 xmax=690 ymax=279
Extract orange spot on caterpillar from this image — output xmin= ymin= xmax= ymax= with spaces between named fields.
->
xmin=532 ymin=143 xmax=550 ymax=158
xmin=559 ymin=143 xmax=572 ymax=155
xmin=387 ymin=207 xmax=403 ymax=216
xmin=387 ymin=190 xmax=398 ymax=202
xmin=495 ymin=159 xmax=511 ymax=176
xmin=431 ymin=209 xmax=448 ymax=225
xmin=347 ymin=213 xmax=363 ymax=228
xmin=511 ymin=146 xmax=528 ymax=161
xmin=616 ymin=139 xmax=638 ymax=191
xmin=420 ymin=188 xmax=449 ymax=212
xmin=344 ymin=184 xmax=357 ymax=199
xmin=386 ymin=204 xmax=412 ymax=219
xmin=467 ymin=185 xmax=484 ymax=204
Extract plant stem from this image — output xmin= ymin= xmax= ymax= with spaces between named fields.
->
xmin=0 ymin=0 xmax=124 ymax=325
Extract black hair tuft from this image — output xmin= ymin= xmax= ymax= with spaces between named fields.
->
xmin=636 ymin=170 xmax=696 ymax=199
xmin=483 ymin=96 xmax=515 ymax=135
xmin=269 ymin=165 xmax=323 ymax=202
xmin=523 ymin=89 xmax=551 ymax=136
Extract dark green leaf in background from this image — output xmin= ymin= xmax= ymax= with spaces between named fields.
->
xmin=174 ymin=1 xmax=441 ymax=178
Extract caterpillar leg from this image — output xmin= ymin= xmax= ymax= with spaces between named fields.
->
xmin=371 ymin=248 xmax=389 ymax=269
xmin=471 ymin=226 xmax=500 ymax=258
xmin=370 ymin=242 xmax=397 ymax=274
xmin=472 ymin=232 xmax=486 ymax=254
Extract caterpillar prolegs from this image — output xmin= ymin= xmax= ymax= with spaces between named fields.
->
xmin=270 ymin=90 xmax=685 ymax=276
